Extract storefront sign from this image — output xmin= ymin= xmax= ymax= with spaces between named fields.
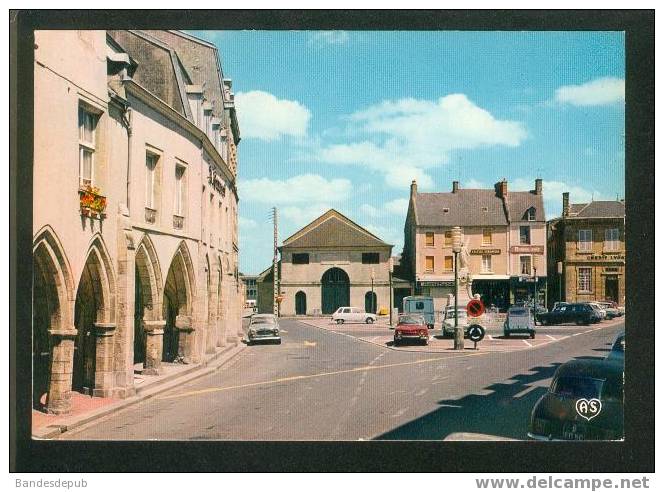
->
xmin=588 ymin=254 xmax=625 ymax=261
xmin=418 ymin=281 xmax=455 ymax=288
xmin=510 ymin=245 xmax=544 ymax=254
xmin=470 ymin=248 xmax=501 ymax=255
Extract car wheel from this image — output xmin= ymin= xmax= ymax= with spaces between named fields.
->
xmin=530 ymin=331 xmax=535 ymax=339
xmin=504 ymin=332 xmax=509 ymax=338
xmin=393 ymin=339 xmax=399 ymax=347
xmin=336 ymin=319 xmax=344 ymax=324
xmin=276 ymin=339 xmax=282 ymax=345
xmin=366 ymin=317 xmax=374 ymax=324
xmin=422 ymin=339 xmax=429 ymax=346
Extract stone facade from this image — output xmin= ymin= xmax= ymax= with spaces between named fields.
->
xmin=547 ymin=193 xmax=625 ymax=307
xmin=257 ymin=210 xmax=394 ymax=316
xmin=402 ymin=179 xmax=546 ymax=312
xmin=33 ymin=30 xmax=243 ymax=414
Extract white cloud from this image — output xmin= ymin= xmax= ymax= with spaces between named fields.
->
xmin=238 ymin=216 xmax=257 ymax=229
xmin=309 ymin=31 xmax=349 ymax=45
xmin=464 ymin=179 xmax=490 ymax=189
xmin=239 ymin=174 xmax=352 ymax=204
xmin=554 ymin=77 xmax=625 ymax=107
xmin=313 ymin=94 xmax=526 ymax=188
xmin=358 ymin=198 xmax=409 ymax=219
xmin=234 ymin=90 xmax=311 ymax=141
xmin=280 ymin=203 xmax=334 ymax=228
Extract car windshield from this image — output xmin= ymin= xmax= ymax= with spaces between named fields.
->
xmin=445 ymin=309 xmax=466 ymax=317
xmin=509 ymin=308 xmax=528 ymax=316
xmin=251 ymin=317 xmax=275 ymax=325
xmin=399 ymin=315 xmax=424 ymax=325
xmin=552 ymin=376 xmax=605 ymax=399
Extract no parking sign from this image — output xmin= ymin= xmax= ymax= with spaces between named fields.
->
xmin=466 ymin=299 xmax=485 ymax=318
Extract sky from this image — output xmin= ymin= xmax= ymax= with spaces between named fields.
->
xmin=189 ymin=30 xmax=625 ymax=275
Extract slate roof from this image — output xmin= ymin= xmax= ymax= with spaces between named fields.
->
xmin=414 ymin=189 xmax=508 ymax=226
xmin=505 ymin=191 xmax=546 ymax=222
xmin=283 ymin=209 xmax=391 ymax=249
xmin=107 ymin=30 xmax=192 ymax=119
xmin=570 ymin=200 xmax=625 ymax=218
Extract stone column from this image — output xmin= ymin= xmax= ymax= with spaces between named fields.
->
xmin=46 ymin=328 xmax=77 ymax=415
xmin=206 ymin=274 xmax=218 ymax=354
xmin=142 ymin=319 xmax=165 ymax=375
xmin=215 ymin=315 xmax=226 ymax=348
xmin=175 ymin=315 xmax=195 ymax=364
xmin=92 ymin=322 xmax=117 ymax=397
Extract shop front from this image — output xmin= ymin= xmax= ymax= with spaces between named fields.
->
xmin=510 ymin=276 xmax=547 ymax=306
xmin=473 ymin=278 xmax=510 ymax=312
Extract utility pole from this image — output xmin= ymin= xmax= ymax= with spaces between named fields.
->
xmin=270 ymin=207 xmax=279 ymax=317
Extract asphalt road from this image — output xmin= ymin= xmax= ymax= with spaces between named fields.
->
xmin=61 ymin=318 xmax=623 ymax=441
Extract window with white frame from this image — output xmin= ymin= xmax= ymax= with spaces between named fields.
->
xmin=78 ymin=106 xmax=97 ymax=187
xmin=604 ymin=228 xmax=619 ymax=251
xmin=578 ymin=229 xmax=592 ymax=251
xmin=175 ymin=163 xmax=186 ymax=216
xmin=145 ymin=152 xmax=158 ymax=209
xmin=527 ymin=207 xmax=536 ymax=221
xmin=578 ymin=267 xmax=592 ymax=292
xmin=520 ymin=255 xmax=532 ymax=276
xmin=481 ymin=254 xmax=492 ymax=273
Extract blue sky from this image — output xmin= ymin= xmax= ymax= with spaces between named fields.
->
xmin=190 ymin=30 xmax=625 ymax=275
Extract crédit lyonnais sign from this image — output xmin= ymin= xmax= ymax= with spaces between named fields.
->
xmin=470 ymin=248 xmax=501 ymax=255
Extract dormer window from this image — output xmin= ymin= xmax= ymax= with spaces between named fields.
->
xmin=525 ymin=207 xmax=536 ymax=221
xmin=443 ymin=208 xmax=450 ymax=213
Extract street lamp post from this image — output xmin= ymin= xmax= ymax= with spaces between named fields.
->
xmin=452 ymin=226 xmax=464 ymax=350
xmin=388 ymin=257 xmax=394 ymax=326
xmin=371 ymin=268 xmax=375 ymax=314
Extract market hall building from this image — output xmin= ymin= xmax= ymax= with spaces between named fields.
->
xmin=401 ymin=179 xmax=546 ymax=312
xmin=546 ymin=193 xmax=625 ymax=306
xmin=256 ymin=209 xmax=408 ymax=316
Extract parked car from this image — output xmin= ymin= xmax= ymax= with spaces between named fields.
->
xmin=394 ymin=314 xmax=429 ymax=346
xmin=528 ymin=359 xmax=624 ymax=441
xmin=442 ymin=306 xmax=469 ymax=337
xmin=332 ymin=307 xmax=377 ymax=324
xmin=586 ymin=302 xmax=607 ymax=320
xmin=536 ymin=303 xmax=601 ymax=326
xmin=402 ymin=296 xmax=435 ymax=328
xmin=247 ymin=314 xmax=281 ymax=345
xmin=597 ymin=302 xmax=621 ymax=319
xmin=504 ymin=306 xmax=536 ymax=338
xmin=606 ymin=331 xmax=625 ymax=362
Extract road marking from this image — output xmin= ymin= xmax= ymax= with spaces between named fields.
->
xmin=546 ymin=335 xmax=556 ymax=340
xmin=513 ymin=385 xmax=541 ymax=399
xmin=280 ymin=330 xmax=288 ymax=334
xmin=391 ymin=408 xmax=408 ymax=418
xmin=158 ymin=353 xmax=487 ymax=400
xmin=522 ymin=340 xmax=532 ymax=347
xmin=303 ymin=341 xmax=317 ymax=347
xmin=487 ymin=334 xmax=494 ymax=340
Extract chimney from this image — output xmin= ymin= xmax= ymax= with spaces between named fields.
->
xmin=452 ymin=180 xmax=459 ymax=193
xmin=410 ymin=180 xmax=417 ymax=200
xmin=562 ymin=192 xmax=570 ymax=217
xmin=495 ymin=179 xmax=508 ymax=198
xmin=535 ymin=178 xmax=542 ymax=195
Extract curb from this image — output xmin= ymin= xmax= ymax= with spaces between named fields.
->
xmin=32 ymin=343 xmax=246 ymax=440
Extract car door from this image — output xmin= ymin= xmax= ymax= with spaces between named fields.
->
xmin=351 ymin=307 xmax=363 ymax=322
xmin=341 ymin=307 xmax=352 ymax=321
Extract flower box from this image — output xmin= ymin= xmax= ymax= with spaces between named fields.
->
xmin=79 ymin=185 xmax=107 ymax=219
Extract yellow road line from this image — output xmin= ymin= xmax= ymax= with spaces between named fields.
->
xmin=158 ymin=352 xmax=487 ymax=400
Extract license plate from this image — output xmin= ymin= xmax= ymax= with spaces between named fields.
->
xmin=563 ymin=423 xmax=586 ymax=440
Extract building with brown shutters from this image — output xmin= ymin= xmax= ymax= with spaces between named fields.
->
xmin=401 ymin=179 xmax=546 ymax=312
xmin=547 ymin=194 xmax=625 ymax=307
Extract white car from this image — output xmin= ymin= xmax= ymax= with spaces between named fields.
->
xmin=332 ymin=307 xmax=377 ymax=324
xmin=587 ymin=302 xmax=607 ymax=320
xmin=442 ymin=307 xmax=469 ymax=336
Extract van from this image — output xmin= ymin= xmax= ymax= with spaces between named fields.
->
xmin=402 ymin=296 xmax=435 ymax=328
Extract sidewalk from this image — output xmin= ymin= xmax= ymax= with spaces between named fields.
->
xmin=32 ymin=342 xmax=246 ymax=439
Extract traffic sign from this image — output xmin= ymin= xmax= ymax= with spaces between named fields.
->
xmin=466 ymin=299 xmax=485 ymax=318
xmin=467 ymin=324 xmax=486 ymax=343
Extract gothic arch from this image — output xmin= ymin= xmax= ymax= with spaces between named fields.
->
xmin=135 ymin=234 xmax=163 ymax=321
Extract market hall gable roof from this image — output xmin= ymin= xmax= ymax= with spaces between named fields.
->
xmin=282 ymin=209 xmax=392 ymax=250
